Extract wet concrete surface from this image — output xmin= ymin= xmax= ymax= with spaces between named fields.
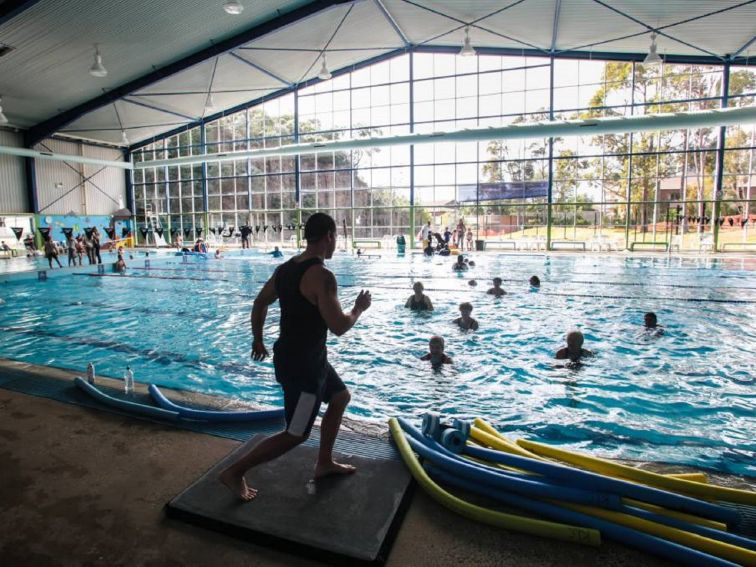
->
xmin=0 ymin=371 xmax=722 ymax=567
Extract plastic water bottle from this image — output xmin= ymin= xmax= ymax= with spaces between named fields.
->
xmin=86 ymin=362 xmax=95 ymax=385
xmin=124 ymin=365 xmax=134 ymax=395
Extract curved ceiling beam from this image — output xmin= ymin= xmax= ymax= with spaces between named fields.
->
xmin=24 ymin=0 xmax=352 ymax=147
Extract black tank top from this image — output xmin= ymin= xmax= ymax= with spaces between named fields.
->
xmin=273 ymin=257 xmax=328 ymax=383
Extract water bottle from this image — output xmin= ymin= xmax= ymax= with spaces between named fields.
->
xmin=86 ymin=362 xmax=95 ymax=385
xmin=124 ymin=365 xmax=134 ymax=395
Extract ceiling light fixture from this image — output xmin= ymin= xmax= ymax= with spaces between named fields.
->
xmin=459 ymin=26 xmax=476 ymax=57
xmin=223 ymin=1 xmax=244 ymax=15
xmin=121 ymin=130 xmax=129 ymax=145
xmin=89 ymin=44 xmax=108 ymax=77
xmin=317 ymin=55 xmax=332 ymax=81
xmin=0 ymin=96 xmax=8 ymax=125
xmin=643 ymin=32 xmax=662 ymax=66
xmin=205 ymin=93 xmax=216 ymax=112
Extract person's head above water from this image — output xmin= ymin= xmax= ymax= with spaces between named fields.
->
xmin=566 ymin=330 xmax=584 ymax=351
xmin=456 ymin=255 xmax=465 ymax=264
xmin=529 ymin=275 xmax=541 ymax=287
xmin=459 ymin=302 xmax=473 ymax=315
xmin=644 ymin=312 xmax=658 ymax=328
xmin=274 ymin=246 xmax=280 ymax=252
xmin=413 ymin=281 xmax=424 ymax=295
xmin=493 ymin=277 xmax=502 ymax=287
xmin=304 ymin=212 xmax=337 ymax=258
xmin=429 ymin=335 xmax=445 ymax=354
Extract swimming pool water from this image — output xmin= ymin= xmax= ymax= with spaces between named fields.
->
xmin=1 ymin=251 xmax=754 ymax=476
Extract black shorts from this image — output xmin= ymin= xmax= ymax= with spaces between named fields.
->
xmin=281 ymin=363 xmax=346 ymax=438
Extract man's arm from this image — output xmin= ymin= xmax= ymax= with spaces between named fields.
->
xmin=313 ymin=268 xmax=371 ymax=337
xmin=250 ymin=272 xmax=279 ymax=360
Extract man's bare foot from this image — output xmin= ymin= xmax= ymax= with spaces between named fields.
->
xmin=220 ymin=468 xmax=258 ymax=502
xmin=314 ymin=460 xmax=357 ymax=479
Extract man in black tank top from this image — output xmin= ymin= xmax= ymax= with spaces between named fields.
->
xmin=221 ymin=213 xmax=372 ymax=502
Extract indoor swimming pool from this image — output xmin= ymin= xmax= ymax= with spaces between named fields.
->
xmin=0 ymin=251 xmax=754 ymax=476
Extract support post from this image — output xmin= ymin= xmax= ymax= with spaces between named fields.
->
xmin=712 ymin=61 xmax=730 ymax=251
xmin=547 ymin=56 xmax=555 ymax=250
xmin=409 ymin=50 xmax=416 ymax=249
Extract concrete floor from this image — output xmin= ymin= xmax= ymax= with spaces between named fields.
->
xmin=0 ymin=388 xmax=682 ymax=567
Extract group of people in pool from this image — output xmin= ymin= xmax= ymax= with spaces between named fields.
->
xmin=407 ymin=274 xmax=540 ymax=367
xmin=407 ymin=268 xmax=661 ymax=367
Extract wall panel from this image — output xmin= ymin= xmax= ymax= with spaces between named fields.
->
xmin=0 ymin=129 xmax=27 ymax=213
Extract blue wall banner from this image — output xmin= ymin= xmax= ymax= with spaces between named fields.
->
xmin=458 ymin=181 xmax=548 ymax=202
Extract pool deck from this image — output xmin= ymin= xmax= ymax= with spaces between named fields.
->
xmin=1 ymin=361 xmax=752 ymax=566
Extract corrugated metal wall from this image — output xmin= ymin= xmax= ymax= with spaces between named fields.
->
xmin=0 ymin=129 xmax=28 ymax=213
xmin=34 ymin=138 xmax=126 ymax=216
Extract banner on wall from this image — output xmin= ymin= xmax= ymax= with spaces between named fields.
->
xmin=155 ymin=228 xmax=164 ymax=238
xmin=139 ymin=227 xmax=149 ymax=239
xmin=104 ymin=227 xmax=115 ymax=240
xmin=84 ymin=227 xmax=95 ymax=238
xmin=183 ymin=227 xmax=192 ymax=237
xmin=62 ymin=228 xmax=73 ymax=238
xmin=458 ymin=181 xmax=549 ymax=202
xmin=11 ymin=227 xmax=24 ymax=240
xmin=170 ymin=227 xmax=179 ymax=236
xmin=195 ymin=227 xmax=203 ymax=237
xmin=121 ymin=227 xmax=130 ymax=239
xmin=37 ymin=227 xmax=51 ymax=238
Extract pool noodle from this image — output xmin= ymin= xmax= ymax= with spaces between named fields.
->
xmin=148 ymin=384 xmax=284 ymax=422
xmin=517 ymin=438 xmax=756 ymax=506
xmin=74 ymin=377 xmax=179 ymax=421
xmin=472 ymin=421 xmax=726 ymax=531
xmin=402 ymin=421 xmax=754 ymax=565
xmin=425 ymin=464 xmax=738 ymax=567
xmin=387 ymin=418 xmax=601 ymax=546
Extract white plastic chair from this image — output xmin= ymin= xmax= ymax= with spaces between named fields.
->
xmin=698 ymin=233 xmax=714 ymax=253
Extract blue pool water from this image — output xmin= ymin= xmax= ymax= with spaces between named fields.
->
xmin=1 ymin=251 xmax=755 ymax=476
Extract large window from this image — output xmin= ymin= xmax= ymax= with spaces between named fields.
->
xmin=130 ymin=51 xmax=756 ymax=251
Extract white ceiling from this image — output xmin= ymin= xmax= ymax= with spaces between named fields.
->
xmin=0 ymin=0 xmax=752 ymax=147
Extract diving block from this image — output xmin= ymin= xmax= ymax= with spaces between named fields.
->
xmin=74 ymin=377 xmax=179 ymax=421
xmin=148 ymin=384 xmax=284 ymax=422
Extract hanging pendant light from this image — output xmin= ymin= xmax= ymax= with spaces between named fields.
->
xmin=318 ymin=55 xmax=332 ymax=80
xmin=223 ymin=1 xmax=244 ymax=15
xmin=121 ymin=130 xmax=129 ymax=145
xmin=459 ymin=27 xmax=476 ymax=57
xmin=643 ymin=32 xmax=662 ymax=66
xmin=89 ymin=44 xmax=108 ymax=77
xmin=0 ymin=96 xmax=8 ymax=125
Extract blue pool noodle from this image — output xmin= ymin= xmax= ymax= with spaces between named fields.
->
xmin=148 ymin=384 xmax=284 ymax=422
xmin=423 ymin=463 xmax=738 ymax=567
xmin=74 ymin=377 xmax=179 ymax=421
xmin=397 ymin=417 xmax=623 ymax=510
xmin=462 ymin=443 xmax=739 ymax=526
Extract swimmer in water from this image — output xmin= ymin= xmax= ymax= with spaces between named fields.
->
xmin=453 ymin=302 xmax=479 ymax=331
xmin=452 ymin=255 xmax=468 ymax=272
xmin=555 ymin=330 xmax=593 ymax=362
xmin=420 ymin=335 xmax=453 ymax=366
xmin=405 ymin=281 xmax=434 ymax=311
xmin=487 ymin=277 xmax=506 ymax=297
xmin=644 ymin=312 xmax=664 ymax=335
xmin=529 ymin=275 xmax=541 ymax=288
xmin=468 ymin=279 xmax=477 ymax=287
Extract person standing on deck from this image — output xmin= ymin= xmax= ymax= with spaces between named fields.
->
xmin=220 ymin=212 xmax=372 ymax=502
